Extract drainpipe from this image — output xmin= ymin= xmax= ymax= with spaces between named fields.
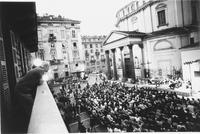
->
xmin=150 ymin=4 xmax=154 ymax=32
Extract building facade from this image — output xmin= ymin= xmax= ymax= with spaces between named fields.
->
xmin=81 ymin=36 xmax=107 ymax=73
xmin=103 ymin=0 xmax=200 ymax=93
xmin=0 ymin=2 xmax=38 ymax=133
xmin=37 ymin=15 xmax=84 ymax=78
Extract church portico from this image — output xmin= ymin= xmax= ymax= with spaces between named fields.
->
xmin=103 ymin=31 xmax=146 ymax=82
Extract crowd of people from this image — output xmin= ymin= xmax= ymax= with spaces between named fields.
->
xmin=51 ymin=78 xmax=200 ymax=132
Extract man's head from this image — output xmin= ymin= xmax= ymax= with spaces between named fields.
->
xmin=41 ymin=61 xmax=49 ymax=72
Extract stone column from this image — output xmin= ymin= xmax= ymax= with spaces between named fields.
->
xmin=139 ymin=43 xmax=145 ymax=78
xmin=119 ymin=47 xmax=126 ymax=81
xmin=128 ymin=44 xmax=136 ymax=81
xmin=111 ymin=48 xmax=117 ymax=80
xmin=105 ymin=50 xmax=111 ymax=80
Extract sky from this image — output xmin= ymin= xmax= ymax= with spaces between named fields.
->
xmin=33 ymin=0 xmax=133 ymax=36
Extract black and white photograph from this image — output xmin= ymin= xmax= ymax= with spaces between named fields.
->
xmin=1 ymin=0 xmax=200 ymax=133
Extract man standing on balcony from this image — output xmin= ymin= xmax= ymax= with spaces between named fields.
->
xmin=12 ymin=61 xmax=49 ymax=133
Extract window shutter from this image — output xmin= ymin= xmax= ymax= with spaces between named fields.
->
xmin=0 ymin=38 xmax=11 ymax=115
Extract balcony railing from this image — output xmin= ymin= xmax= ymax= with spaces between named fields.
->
xmin=50 ymin=59 xmax=62 ymax=65
xmin=28 ymin=82 xmax=68 ymax=134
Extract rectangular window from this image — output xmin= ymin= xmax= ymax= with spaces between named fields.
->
xmin=72 ymin=30 xmax=76 ymax=38
xmin=157 ymin=10 xmax=166 ymax=26
xmin=38 ymin=30 xmax=42 ymax=40
xmin=91 ymin=49 xmax=93 ymax=53
xmin=73 ymin=42 xmax=77 ymax=49
xmin=61 ymin=30 xmax=65 ymax=39
xmin=84 ymin=44 xmax=87 ymax=48
xmin=54 ymin=73 xmax=58 ymax=79
xmin=65 ymin=72 xmax=69 ymax=77
xmin=96 ymin=55 xmax=99 ymax=59
xmin=190 ymin=37 xmax=194 ymax=44
xmin=91 ymin=56 xmax=94 ymax=60
xmin=49 ymin=30 xmax=53 ymax=34
xmin=90 ymin=44 xmax=92 ymax=48
xmin=96 ymin=44 xmax=98 ymax=48
xmin=73 ymin=50 xmax=79 ymax=57
xmin=91 ymin=62 xmax=95 ymax=66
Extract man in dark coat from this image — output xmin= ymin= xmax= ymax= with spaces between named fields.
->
xmin=13 ymin=62 xmax=49 ymax=133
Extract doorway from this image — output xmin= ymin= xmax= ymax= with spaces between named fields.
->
xmin=125 ymin=58 xmax=132 ymax=78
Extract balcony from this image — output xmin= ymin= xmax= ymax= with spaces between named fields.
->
xmin=50 ymin=59 xmax=62 ymax=65
xmin=28 ymin=82 xmax=68 ymax=133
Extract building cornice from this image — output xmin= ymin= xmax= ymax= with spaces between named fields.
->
xmin=37 ymin=15 xmax=81 ymax=24
xmin=38 ymin=20 xmax=81 ymax=24
xmin=116 ymin=1 xmax=136 ymax=18
xmin=82 ymin=42 xmax=104 ymax=44
xmin=179 ymin=42 xmax=200 ymax=51
xmin=81 ymin=35 xmax=106 ymax=39
xmin=144 ymin=26 xmax=199 ymax=40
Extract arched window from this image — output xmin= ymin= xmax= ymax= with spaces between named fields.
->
xmin=122 ymin=10 xmax=125 ymax=16
xmin=127 ymin=7 xmax=130 ymax=14
xmin=154 ymin=40 xmax=173 ymax=51
xmin=136 ymin=1 xmax=139 ymax=9
xmin=156 ymin=3 xmax=168 ymax=27
xmin=131 ymin=4 xmax=134 ymax=11
xmin=72 ymin=30 xmax=76 ymax=38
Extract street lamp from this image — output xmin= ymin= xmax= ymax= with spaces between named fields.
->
xmin=184 ymin=61 xmax=193 ymax=96
xmin=146 ymin=61 xmax=151 ymax=78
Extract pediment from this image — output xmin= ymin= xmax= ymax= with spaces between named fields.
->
xmin=104 ymin=31 xmax=127 ymax=45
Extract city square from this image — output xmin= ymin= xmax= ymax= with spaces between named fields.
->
xmin=1 ymin=0 xmax=200 ymax=133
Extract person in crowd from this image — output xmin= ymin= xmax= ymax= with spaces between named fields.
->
xmin=51 ymin=75 xmax=200 ymax=132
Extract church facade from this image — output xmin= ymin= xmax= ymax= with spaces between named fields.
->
xmin=103 ymin=0 xmax=200 ymax=94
